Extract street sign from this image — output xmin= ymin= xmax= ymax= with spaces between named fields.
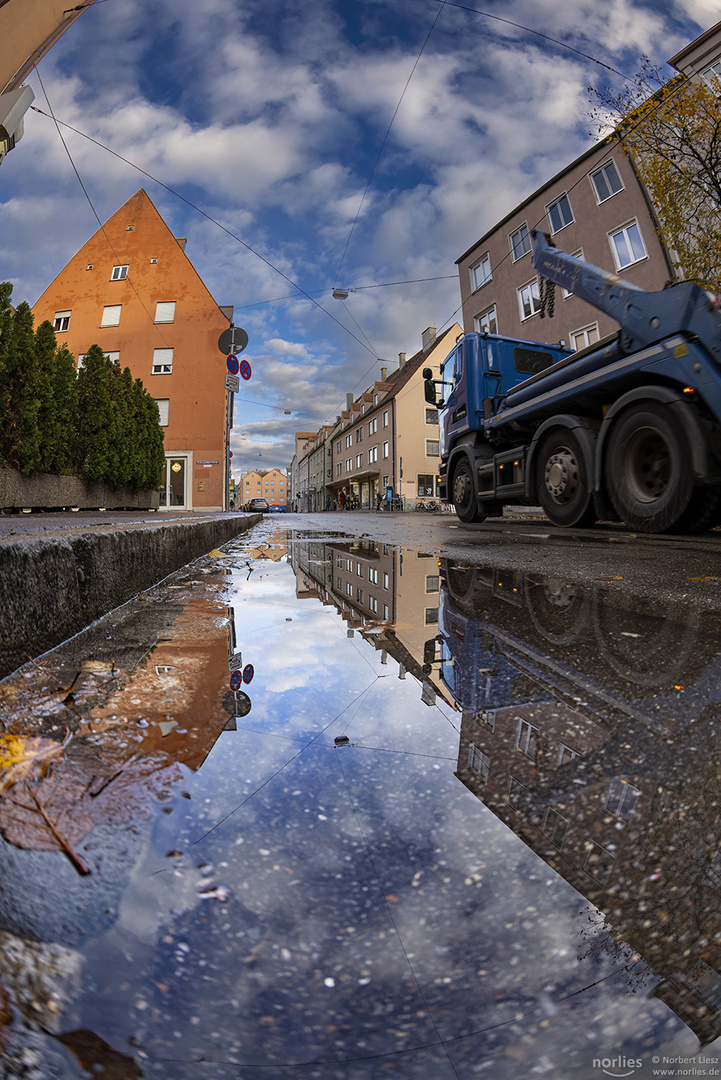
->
xmin=230 ymin=670 xmax=243 ymax=691
xmin=242 ymin=663 xmax=254 ymax=684
xmin=218 ymin=326 xmax=249 ymax=355
xmin=227 ymin=354 xmax=239 ymax=375
xmin=222 ymin=690 xmax=252 ymax=718
xmin=228 ymin=651 xmax=243 ymax=673
xmin=239 ymin=358 xmax=252 ymax=381
xmin=225 ymin=373 xmax=240 ymax=392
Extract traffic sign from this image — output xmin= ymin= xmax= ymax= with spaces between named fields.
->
xmin=227 ymin=354 xmax=239 ymax=375
xmin=228 ymin=651 xmax=243 ymax=673
xmin=222 ymin=690 xmax=252 ymax=718
xmin=242 ymin=663 xmax=254 ymax=684
xmin=230 ymin=670 xmax=243 ymax=691
xmin=239 ymin=358 xmax=252 ymax=381
xmin=225 ymin=373 xmax=240 ymax=393
xmin=218 ymin=326 xmax=249 ymax=355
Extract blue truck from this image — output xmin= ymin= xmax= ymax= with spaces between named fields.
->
xmin=425 ymin=231 xmax=721 ymax=533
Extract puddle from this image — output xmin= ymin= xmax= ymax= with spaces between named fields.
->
xmin=1 ymin=525 xmax=721 ymax=1078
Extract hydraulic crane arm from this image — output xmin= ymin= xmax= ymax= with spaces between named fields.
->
xmin=531 ymin=229 xmax=721 ymax=367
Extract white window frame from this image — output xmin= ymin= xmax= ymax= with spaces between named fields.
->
xmin=570 ymin=324 xmax=599 ymax=351
xmin=510 ymin=223 xmax=531 ymax=262
xmin=562 ymin=250 xmax=584 ymax=299
xmin=474 ymin=305 xmax=498 ymax=335
xmin=382 ymin=410 xmax=389 ymax=427
xmin=609 ymin=221 xmax=647 ymax=270
xmin=469 ymin=252 xmax=492 ymax=291
xmin=110 ymin=265 xmax=128 ymax=281
xmin=518 ymin=280 xmax=541 ymax=321
xmin=467 ymin=744 xmax=490 ymax=782
xmin=154 ymin=301 xmax=176 ymax=323
xmin=590 ymin=160 xmax=624 ymax=204
xmin=546 ymin=193 xmax=574 ymax=234
xmin=152 ymin=348 xmax=174 ymax=374
xmin=515 ymin=717 xmax=539 ymax=757
xmin=53 ymin=310 xmax=71 ymax=332
xmin=368 ymin=417 xmax=377 ymax=435
xmin=101 ymin=305 xmax=122 ymax=327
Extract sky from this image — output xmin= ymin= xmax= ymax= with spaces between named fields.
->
xmin=0 ymin=0 xmax=716 ymax=477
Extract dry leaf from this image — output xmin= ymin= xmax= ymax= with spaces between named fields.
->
xmin=0 ymin=732 xmax=69 ymax=794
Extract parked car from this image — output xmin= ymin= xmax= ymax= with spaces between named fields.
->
xmin=269 ymin=504 xmax=286 ymax=513
xmin=246 ymin=498 xmax=269 ymax=512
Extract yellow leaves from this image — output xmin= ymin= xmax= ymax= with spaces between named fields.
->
xmin=0 ymin=732 xmax=69 ymax=794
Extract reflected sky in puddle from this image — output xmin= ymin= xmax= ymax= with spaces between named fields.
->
xmin=2 ymin=524 xmax=721 ymax=1078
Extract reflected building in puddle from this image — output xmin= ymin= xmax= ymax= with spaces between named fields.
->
xmin=288 ymin=535 xmax=457 ymax=710
xmin=437 ymin=561 xmax=721 ymax=1047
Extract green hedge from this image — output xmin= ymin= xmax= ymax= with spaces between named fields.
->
xmin=0 ymin=283 xmax=165 ymax=488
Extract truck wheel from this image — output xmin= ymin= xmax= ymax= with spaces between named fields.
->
xmin=452 ymin=457 xmax=485 ymax=523
xmin=536 ymin=430 xmax=595 ymax=527
xmin=605 ymin=403 xmax=693 ymax=533
xmin=674 ymin=482 xmax=721 ymax=533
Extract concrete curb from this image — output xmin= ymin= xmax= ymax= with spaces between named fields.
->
xmin=0 ymin=514 xmax=258 ymax=678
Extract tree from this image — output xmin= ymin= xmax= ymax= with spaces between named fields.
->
xmin=76 ymin=345 xmax=114 ymax=484
xmin=6 ymin=302 xmax=42 ymax=473
xmin=590 ymin=60 xmax=721 ymax=293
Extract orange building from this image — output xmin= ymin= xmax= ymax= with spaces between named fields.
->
xmin=240 ymin=468 xmax=288 ymax=509
xmin=32 ymin=189 xmax=234 ymax=510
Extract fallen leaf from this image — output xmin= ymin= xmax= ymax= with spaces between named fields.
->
xmin=0 ymin=732 xmax=69 ymax=794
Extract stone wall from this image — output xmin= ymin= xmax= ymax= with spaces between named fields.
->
xmin=0 ymin=469 xmax=159 ymax=510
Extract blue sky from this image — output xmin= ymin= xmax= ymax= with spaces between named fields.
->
xmin=0 ymin=0 xmax=714 ymax=475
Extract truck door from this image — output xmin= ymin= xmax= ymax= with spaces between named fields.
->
xmin=440 ymin=343 xmax=467 ymax=450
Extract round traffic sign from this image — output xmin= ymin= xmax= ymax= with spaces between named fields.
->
xmin=230 ymin=670 xmax=243 ymax=691
xmin=218 ymin=326 xmax=249 ymax=355
xmin=222 ymin=690 xmax=252 ymax=718
xmin=227 ymin=354 xmax=240 ymax=375
xmin=242 ymin=663 xmax=254 ymax=684
xmin=239 ymin=358 xmax=252 ymax=381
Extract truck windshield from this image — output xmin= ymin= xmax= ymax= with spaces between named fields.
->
xmin=449 ymin=346 xmax=463 ymax=390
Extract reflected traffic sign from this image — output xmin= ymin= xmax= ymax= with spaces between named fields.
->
xmin=227 ymin=354 xmax=240 ymax=375
xmin=242 ymin=664 xmax=254 ymax=684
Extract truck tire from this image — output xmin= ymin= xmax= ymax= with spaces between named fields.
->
xmin=535 ymin=430 xmax=595 ymax=528
xmin=674 ymin=482 xmax=721 ymax=533
xmin=605 ymin=403 xmax=693 ymax=533
xmin=451 ymin=456 xmax=486 ymax=523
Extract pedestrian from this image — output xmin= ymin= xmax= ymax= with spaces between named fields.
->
xmin=339 ymin=490 xmax=346 ymax=510
xmin=376 ymin=493 xmax=382 ymax=511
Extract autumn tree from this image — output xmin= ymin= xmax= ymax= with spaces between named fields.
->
xmin=590 ymin=60 xmax=721 ymax=293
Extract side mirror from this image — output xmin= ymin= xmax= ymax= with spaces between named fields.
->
xmin=424 ymin=378 xmax=437 ymax=406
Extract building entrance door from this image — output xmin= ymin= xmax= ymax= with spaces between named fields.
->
xmin=159 ymin=455 xmax=189 ymax=509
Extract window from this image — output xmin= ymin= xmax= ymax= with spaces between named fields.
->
xmin=356 ymin=562 xmax=364 ymax=578
xmin=336 ymin=463 xmax=342 ymax=476
xmin=609 ymin=221 xmax=646 ymax=269
xmin=703 ymin=60 xmax=721 ymax=87
xmin=417 ymin=473 xmax=435 ymax=496
xmin=336 ymin=440 xmax=342 ymax=453
xmin=507 ymin=776 xmax=528 ymax=811
xmin=152 ymin=348 xmax=174 ymax=374
xmin=425 ymin=575 xmax=439 ymax=593
xmin=368 ymin=446 xmax=378 ymax=463
xmin=383 ymin=410 xmax=389 ymax=427
xmin=474 ymin=305 xmax=498 ymax=335
xmin=467 ymin=744 xmax=490 ymax=782
xmin=547 ymin=193 xmax=574 ymax=233
xmin=356 ymin=588 xmax=364 ymax=604
xmin=368 ymin=568 xmax=378 ymax=584
xmin=518 ymin=280 xmax=541 ymax=320
xmin=516 ymin=718 xmax=539 ymax=757
xmin=562 ymin=250 xmax=584 ymax=298
xmin=154 ymin=399 xmax=169 ymax=426
xmin=154 ymin=301 xmax=176 ymax=323
xmin=469 ymin=252 xmax=492 ymax=291
xmin=346 ymin=433 xmax=353 ymax=448
xmin=584 ymin=841 xmax=615 ymax=885
xmin=558 ymin=743 xmax=579 ymax=766
xmin=383 ymin=603 xmax=389 ymax=619
xmin=111 ymin=265 xmax=128 ymax=280
xmin=383 ymin=441 xmax=389 ymax=459
xmin=368 ymin=417 xmax=377 ymax=435
xmin=369 ymin=595 xmax=378 ymax=613
xmin=510 ymin=223 xmax=531 ymax=261
xmin=591 ymin=160 xmax=623 ymax=203
xmin=346 ymin=458 xmax=352 ymax=472
xmin=101 ymin=305 xmax=122 ymax=327
xmin=346 ymin=582 xmax=353 ymax=596
xmin=77 ymin=349 xmax=119 ymax=371
xmin=383 ymin=572 xmax=389 ymax=589
xmin=54 ymin=310 xmax=71 ymax=332
xmin=424 ymin=607 xmax=438 ymax=625
xmin=356 ymin=453 xmax=363 ymax=468
xmin=356 ymin=427 xmax=363 ymax=442
xmin=542 ymin=807 xmax=568 ymax=848
xmin=570 ymin=324 xmax=599 ymax=351
xmin=425 ymin=439 xmax=439 ymax=457
xmin=605 ymin=778 xmax=640 ymax=823
xmin=426 ymin=408 xmax=439 ymax=425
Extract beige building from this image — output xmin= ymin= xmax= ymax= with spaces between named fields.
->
xmin=240 ymin=468 xmax=288 ymax=509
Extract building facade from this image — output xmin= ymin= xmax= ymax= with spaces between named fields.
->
xmin=32 ymin=189 xmax=234 ymax=511
xmin=239 ymin=468 xmax=288 ymax=509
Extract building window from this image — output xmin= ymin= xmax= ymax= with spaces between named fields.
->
xmin=507 ymin=776 xmax=527 ymax=811
xmin=369 ymin=595 xmax=378 ymax=613
xmin=605 ymin=778 xmax=640 ymax=823
xmin=154 ymin=399 xmax=169 ymax=426
xmin=547 ymin=193 xmax=574 ymax=234
xmin=425 ymin=439 xmax=439 ymax=457
xmin=425 ymin=575 xmax=439 ymax=593
xmin=591 ymin=160 xmax=624 ymax=203
xmin=356 ymin=588 xmax=364 ymax=603
xmin=467 ymin=744 xmax=490 ymax=782
xmin=570 ymin=324 xmax=599 ymax=351
xmin=510 ymin=223 xmax=531 ymax=261
xmin=469 ymin=253 xmax=492 ymax=291
xmin=368 ymin=446 xmax=378 ymax=463
xmin=417 ymin=473 xmax=435 ymax=496
xmin=558 ymin=743 xmax=579 ymax=766
xmin=346 ymin=582 xmax=353 ymax=596
xmin=346 ymin=433 xmax=352 ymax=448
xmin=424 ymin=607 xmax=438 ymax=625
xmin=53 ymin=310 xmax=71 ymax=332
xmin=356 ymin=453 xmax=363 ymax=468
xmin=346 ymin=458 xmax=352 ymax=472
xmin=562 ymin=250 xmax=584 ymax=298
xmin=368 ymin=417 xmax=377 ymax=435
xmin=336 ymin=463 xmax=342 ymax=476
xmin=584 ymin=841 xmax=615 ymax=885
xmin=382 ymin=409 xmax=389 ymax=427
xmin=356 ymin=427 xmax=363 ymax=442
xmin=356 ymin=562 xmax=364 ymax=578
xmin=474 ymin=305 xmax=498 ymax=335
xmin=101 ymin=305 xmax=122 ymax=327
xmin=516 ymin=718 xmax=539 ymax=757
xmin=111 ymin=265 xmax=128 ymax=280
xmin=336 ymin=440 xmax=342 ymax=453
xmin=368 ymin=568 xmax=378 ymax=584
xmin=426 ymin=408 xmax=439 ymax=425
xmin=383 ymin=572 xmax=389 ymax=589
xmin=609 ymin=221 xmax=647 ymax=270
xmin=703 ymin=60 xmax=721 ymax=87
xmin=541 ymin=807 xmax=568 ymax=849
xmin=152 ymin=348 xmax=174 ymax=374
xmin=382 ymin=603 xmax=389 ymax=619
xmin=154 ymin=301 xmax=176 ymax=323
xmin=518 ymin=280 xmax=541 ymax=321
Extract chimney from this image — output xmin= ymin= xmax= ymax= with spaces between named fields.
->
xmin=422 ymin=326 xmax=437 ymax=352
xmin=380 ymin=366 xmax=387 ymax=382
xmin=398 ymin=352 xmax=406 ymax=367
xmin=175 ymin=237 xmax=187 ymax=252
xmin=346 ymin=393 xmax=354 ymax=410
